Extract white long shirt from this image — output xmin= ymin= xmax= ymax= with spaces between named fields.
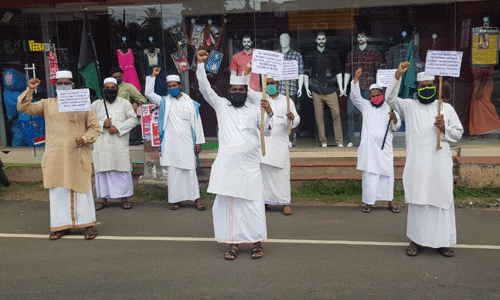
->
xmin=145 ymin=76 xmax=205 ymax=169
xmin=196 ymin=63 xmax=273 ymax=201
xmin=247 ymin=89 xmax=300 ymax=168
xmin=385 ymin=77 xmax=463 ymax=209
xmin=350 ymin=82 xmax=401 ymax=176
xmin=92 ymin=97 xmax=137 ymax=173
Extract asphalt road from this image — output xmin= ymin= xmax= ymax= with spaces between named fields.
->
xmin=1 ymin=200 xmax=500 ymax=300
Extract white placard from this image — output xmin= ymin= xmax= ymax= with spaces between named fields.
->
xmin=425 ymin=50 xmax=463 ymax=78
xmin=275 ymin=60 xmax=299 ymax=81
xmin=251 ymin=49 xmax=284 ymax=77
xmin=57 ymin=89 xmax=91 ymax=113
xmin=376 ymin=69 xmax=398 ymax=87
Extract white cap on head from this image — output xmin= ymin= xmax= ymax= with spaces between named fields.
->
xmin=55 ymin=70 xmax=72 ymax=79
xmin=229 ymin=75 xmax=247 ymax=85
xmin=166 ymin=75 xmax=180 ymax=83
xmin=369 ymin=83 xmax=382 ymax=91
xmin=103 ymin=77 xmax=117 ymax=86
xmin=417 ymin=72 xmax=435 ymax=82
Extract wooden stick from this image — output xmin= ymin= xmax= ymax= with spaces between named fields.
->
xmin=437 ymin=76 xmax=443 ymax=151
xmin=286 ymin=80 xmax=291 ymax=135
xmin=261 ymin=75 xmax=267 ymax=156
xmin=390 ymin=108 xmax=394 ymax=132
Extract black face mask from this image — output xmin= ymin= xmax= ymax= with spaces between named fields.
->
xmin=229 ymin=93 xmax=247 ymax=108
xmin=417 ymin=86 xmax=437 ymax=105
xmin=104 ymin=89 xmax=118 ymax=103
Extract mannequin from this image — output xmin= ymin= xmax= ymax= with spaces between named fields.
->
xmin=344 ymin=31 xmax=384 ymax=147
xmin=230 ymin=35 xmax=260 ymax=91
xmin=304 ymin=32 xmax=344 ymax=147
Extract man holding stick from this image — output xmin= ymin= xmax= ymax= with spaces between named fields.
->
xmin=386 ymin=62 xmax=463 ymax=257
xmin=245 ymin=65 xmax=300 ymax=215
xmin=17 ymin=71 xmax=100 ymax=240
xmin=196 ymin=49 xmax=273 ymax=260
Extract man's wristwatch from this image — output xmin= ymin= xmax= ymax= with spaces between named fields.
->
xmin=268 ymin=111 xmax=274 ymax=117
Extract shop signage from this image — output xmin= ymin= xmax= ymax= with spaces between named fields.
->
xmin=28 ymin=40 xmax=45 ymax=52
xmin=425 ymin=50 xmax=463 ymax=77
xmin=251 ymin=49 xmax=284 ymax=77
xmin=57 ymin=88 xmax=91 ymax=113
xmin=471 ymin=27 xmax=499 ymax=66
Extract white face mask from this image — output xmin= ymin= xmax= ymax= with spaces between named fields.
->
xmin=357 ymin=34 xmax=368 ymax=45
xmin=56 ymin=85 xmax=73 ymax=91
xmin=316 ymin=35 xmax=327 ymax=47
xmin=242 ymin=38 xmax=253 ymax=50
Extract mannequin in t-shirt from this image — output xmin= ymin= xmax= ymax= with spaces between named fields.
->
xmin=230 ymin=35 xmax=260 ymax=91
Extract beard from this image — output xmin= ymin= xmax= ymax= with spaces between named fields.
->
xmin=318 ymin=42 xmax=325 ymax=47
xmin=243 ymin=45 xmax=251 ymax=50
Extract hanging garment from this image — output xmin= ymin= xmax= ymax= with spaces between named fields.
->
xmin=48 ymin=50 xmax=59 ymax=84
xmin=144 ymin=48 xmax=167 ymax=96
xmin=117 ymin=49 xmax=142 ymax=92
xmin=469 ymin=67 xmax=500 ymax=135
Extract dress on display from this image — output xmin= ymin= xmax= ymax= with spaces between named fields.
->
xmin=144 ymin=48 xmax=167 ymax=96
xmin=117 ymin=49 xmax=142 ymax=92
xmin=469 ymin=67 xmax=500 ymax=135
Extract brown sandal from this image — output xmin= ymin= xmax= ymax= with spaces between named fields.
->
xmin=438 ymin=247 xmax=454 ymax=257
xmin=406 ymin=241 xmax=421 ymax=256
xmin=250 ymin=244 xmax=264 ymax=259
xmin=84 ymin=227 xmax=98 ymax=240
xmin=388 ymin=203 xmax=400 ymax=213
xmin=224 ymin=245 xmax=239 ymax=260
xmin=194 ymin=199 xmax=206 ymax=211
xmin=95 ymin=198 xmax=108 ymax=211
xmin=170 ymin=203 xmax=181 ymax=210
xmin=121 ymin=198 xmax=133 ymax=210
xmin=49 ymin=229 xmax=70 ymax=240
xmin=362 ymin=205 xmax=372 ymax=213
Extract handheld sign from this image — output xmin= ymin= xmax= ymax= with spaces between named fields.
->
xmin=376 ymin=69 xmax=397 ymax=87
xmin=251 ymin=49 xmax=284 ymax=77
xmin=275 ymin=60 xmax=299 ymax=136
xmin=424 ymin=50 xmax=463 ymax=150
xmin=57 ymin=88 xmax=91 ymax=113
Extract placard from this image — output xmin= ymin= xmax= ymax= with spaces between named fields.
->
xmin=57 ymin=88 xmax=91 ymax=113
xmin=471 ymin=27 xmax=499 ymax=66
xmin=425 ymin=50 xmax=463 ymax=78
xmin=251 ymin=49 xmax=284 ymax=77
xmin=141 ymin=104 xmax=157 ymax=139
xmin=274 ymin=60 xmax=298 ymax=81
xmin=376 ymin=69 xmax=397 ymax=87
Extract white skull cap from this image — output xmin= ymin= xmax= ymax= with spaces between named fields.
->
xmin=103 ymin=77 xmax=117 ymax=85
xmin=55 ymin=70 xmax=73 ymax=79
xmin=229 ymin=75 xmax=247 ymax=85
xmin=417 ymin=72 xmax=435 ymax=82
xmin=369 ymin=83 xmax=382 ymax=91
xmin=166 ymin=75 xmax=181 ymax=83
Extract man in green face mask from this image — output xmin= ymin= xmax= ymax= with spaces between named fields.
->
xmin=385 ymin=62 xmax=464 ymax=258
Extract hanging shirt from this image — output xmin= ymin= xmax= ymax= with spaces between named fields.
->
xmin=386 ymin=77 xmax=463 ymax=209
xmin=196 ymin=62 xmax=273 ymax=201
xmin=346 ymin=47 xmax=385 ymax=91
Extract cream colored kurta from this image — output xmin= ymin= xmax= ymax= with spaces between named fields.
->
xmin=92 ymin=97 xmax=137 ymax=173
xmin=17 ymin=89 xmax=100 ymax=194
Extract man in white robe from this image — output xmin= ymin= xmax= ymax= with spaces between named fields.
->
xmin=145 ymin=69 xmax=206 ymax=210
xmin=246 ymin=73 xmax=300 ymax=215
xmin=93 ymin=78 xmax=138 ymax=210
xmin=386 ymin=62 xmax=464 ymax=257
xmin=196 ymin=49 xmax=273 ymax=260
xmin=350 ymin=68 xmax=401 ymax=213
xmin=17 ymin=71 xmax=100 ymax=240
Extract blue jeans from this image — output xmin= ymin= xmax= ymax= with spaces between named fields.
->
xmin=347 ymin=89 xmax=369 ymax=144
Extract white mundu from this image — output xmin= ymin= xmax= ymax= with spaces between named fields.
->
xmin=145 ymin=76 xmax=205 ymax=203
xmin=386 ymin=76 xmax=463 ymax=248
xmin=196 ymin=62 xmax=273 ymax=243
xmin=350 ymin=81 xmax=401 ymax=205
xmin=247 ymin=82 xmax=300 ymax=205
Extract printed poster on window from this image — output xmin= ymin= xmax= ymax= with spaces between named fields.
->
xmin=471 ymin=27 xmax=499 ymax=66
xmin=141 ymin=104 xmax=157 ymax=139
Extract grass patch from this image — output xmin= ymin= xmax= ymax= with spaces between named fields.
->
xmin=132 ymin=184 xmax=215 ymax=203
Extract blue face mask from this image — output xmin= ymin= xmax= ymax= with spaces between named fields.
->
xmin=56 ymin=85 xmax=72 ymax=91
xmin=266 ymin=84 xmax=278 ymax=96
xmin=168 ymin=88 xmax=181 ymax=97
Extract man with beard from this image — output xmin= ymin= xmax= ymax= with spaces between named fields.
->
xmin=304 ymin=31 xmax=344 ymax=148
xmin=350 ymin=68 xmax=401 ymax=214
xmin=344 ymin=30 xmax=385 ymax=147
xmin=145 ymin=68 xmax=206 ymax=211
xmin=17 ymin=71 xmax=100 ymax=240
xmin=93 ymin=78 xmax=138 ymax=211
xmin=386 ymin=62 xmax=463 ymax=257
xmin=196 ymin=49 xmax=273 ymax=260
xmin=230 ymin=35 xmax=260 ymax=91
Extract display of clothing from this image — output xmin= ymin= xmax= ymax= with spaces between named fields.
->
xmin=278 ymin=49 xmax=304 ymax=98
xmin=48 ymin=50 xmax=59 ymax=84
xmin=469 ymin=67 xmax=500 ymax=135
xmin=117 ymin=49 xmax=142 ymax=92
xmin=144 ymin=48 xmax=167 ymax=96
xmin=386 ymin=42 xmax=424 ymax=73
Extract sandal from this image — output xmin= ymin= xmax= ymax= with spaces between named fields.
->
xmin=362 ymin=205 xmax=372 ymax=213
xmin=438 ymin=247 xmax=454 ymax=257
xmin=388 ymin=203 xmax=400 ymax=213
xmin=224 ymin=245 xmax=239 ymax=260
xmin=94 ymin=198 xmax=108 ymax=211
xmin=84 ymin=227 xmax=98 ymax=240
xmin=170 ymin=203 xmax=181 ymax=210
xmin=250 ymin=244 xmax=264 ymax=259
xmin=406 ymin=241 xmax=421 ymax=256
xmin=121 ymin=198 xmax=133 ymax=210
xmin=49 ymin=229 xmax=70 ymax=240
xmin=194 ymin=199 xmax=206 ymax=211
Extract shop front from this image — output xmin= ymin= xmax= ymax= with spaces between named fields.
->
xmin=0 ymin=0 xmax=498 ymax=148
